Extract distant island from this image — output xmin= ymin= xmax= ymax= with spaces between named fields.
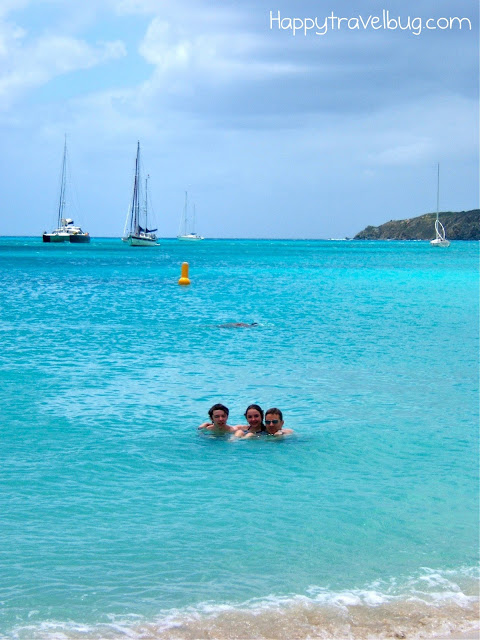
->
xmin=354 ymin=209 xmax=480 ymax=241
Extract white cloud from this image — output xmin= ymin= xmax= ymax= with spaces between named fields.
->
xmin=134 ymin=13 xmax=307 ymax=112
xmin=0 ymin=15 xmax=25 ymax=57
xmin=0 ymin=27 xmax=126 ymax=109
xmin=0 ymin=2 xmax=127 ymax=111
xmin=0 ymin=0 xmax=31 ymax=19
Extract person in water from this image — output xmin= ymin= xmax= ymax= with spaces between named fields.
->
xmin=198 ymin=403 xmax=237 ymax=434
xmin=234 ymin=404 xmax=266 ymax=438
xmin=264 ymin=408 xmax=294 ymax=437
xmin=218 ymin=322 xmax=258 ymax=328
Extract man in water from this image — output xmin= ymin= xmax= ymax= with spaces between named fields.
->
xmin=264 ymin=408 xmax=294 ymax=437
xmin=198 ymin=403 xmax=237 ymax=434
xmin=218 ymin=322 xmax=258 ymax=328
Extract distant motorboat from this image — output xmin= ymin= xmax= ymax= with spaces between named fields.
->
xmin=122 ymin=142 xmax=158 ymax=246
xmin=42 ymin=137 xmax=90 ymax=243
xmin=430 ymin=164 xmax=450 ymax=248
xmin=177 ymin=192 xmax=204 ymax=240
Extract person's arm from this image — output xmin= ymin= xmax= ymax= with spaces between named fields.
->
xmin=227 ymin=424 xmax=241 ymax=433
xmin=232 ymin=426 xmax=248 ymax=437
xmin=198 ymin=422 xmax=213 ymax=430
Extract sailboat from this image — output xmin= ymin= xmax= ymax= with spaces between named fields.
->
xmin=122 ymin=142 xmax=158 ymax=246
xmin=177 ymin=191 xmax=204 ymax=240
xmin=42 ymin=137 xmax=90 ymax=243
xmin=430 ymin=164 xmax=450 ymax=247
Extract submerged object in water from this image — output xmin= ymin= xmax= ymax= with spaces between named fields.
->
xmin=218 ymin=322 xmax=258 ymax=328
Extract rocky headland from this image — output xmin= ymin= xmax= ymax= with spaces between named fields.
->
xmin=354 ymin=209 xmax=479 ymax=240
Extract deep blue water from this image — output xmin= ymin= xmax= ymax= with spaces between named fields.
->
xmin=1 ymin=237 xmax=478 ymax=639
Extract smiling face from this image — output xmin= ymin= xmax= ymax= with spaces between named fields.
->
xmin=265 ymin=413 xmax=284 ymax=434
xmin=246 ymin=408 xmax=263 ymax=431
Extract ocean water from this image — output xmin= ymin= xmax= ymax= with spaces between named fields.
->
xmin=0 ymin=237 xmax=478 ymax=640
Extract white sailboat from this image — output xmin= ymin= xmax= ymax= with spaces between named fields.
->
xmin=177 ymin=191 xmax=204 ymax=240
xmin=42 ymin=137 xmax=90 ymax=243
xmin=430 ymin=164 xmax=450 ymax=247
xmin=122 ymin=142 xmax=158 ymax=246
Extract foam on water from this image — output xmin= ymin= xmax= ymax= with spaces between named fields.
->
xmin=6 ymin=569 xmax=479 ymax=640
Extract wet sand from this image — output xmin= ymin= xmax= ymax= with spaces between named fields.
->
xmin=433 ymin=630 xmax=479 ymax=640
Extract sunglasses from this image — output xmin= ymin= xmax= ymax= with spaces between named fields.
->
xmin=265 ymin=420 xmax=280 ymax=425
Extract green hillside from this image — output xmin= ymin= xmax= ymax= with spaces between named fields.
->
xmin=354 ymin=209 xmax=480 ymax=240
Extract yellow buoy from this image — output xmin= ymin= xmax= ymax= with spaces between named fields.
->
xmin=178 ymin=261 xmax=191 ymax=285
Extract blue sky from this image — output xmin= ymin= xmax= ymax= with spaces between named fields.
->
xmin=0 ymin=0 xmax=478 ymax=238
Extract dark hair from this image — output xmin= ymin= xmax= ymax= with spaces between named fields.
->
xmin=244 ymin=404 xmax=265 ymax=432
xmin=208 ymin=403 xmax=229 ymax=418
xmin=265 ymin=407 xmax=283 ymax=420
xmin=244 ymin=404 xmax=264 ymax=420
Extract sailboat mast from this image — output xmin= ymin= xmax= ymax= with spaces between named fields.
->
xmin=131 ymin=141 xmax=141 ymax=232
xmin=145 ymin=174 xmax=149 ymax=229
xmin=436 ymin=163 xmax=440 ymax=222
xmin=184 ymin=191 xmax=188 ymax=235
xmin=57 ymin=136 xmax=67 ymax=226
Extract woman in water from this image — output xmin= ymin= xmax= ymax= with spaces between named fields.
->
xmin=234 ymin=404 xmax=266 ymax=438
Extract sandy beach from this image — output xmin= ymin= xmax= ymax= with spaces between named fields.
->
xmin=435 ymin=629 xmax=480 ymax=640
xmin=434 ymin=632 xmax=479 ymax=640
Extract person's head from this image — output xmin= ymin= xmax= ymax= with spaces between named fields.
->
xmin=208 ymin=403 xmax=229 ymax=426
xmin=244 ymin=404 xmax=264 ymax=430
xmin=264 ymin=408 xmax=284 ymax=434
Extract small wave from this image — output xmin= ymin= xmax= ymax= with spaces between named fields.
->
xmin=7 ymin=568 xmax=479 ymax=640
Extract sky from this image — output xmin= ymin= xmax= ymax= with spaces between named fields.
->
xmin=0 ymin=0 xmax=478 ymax=239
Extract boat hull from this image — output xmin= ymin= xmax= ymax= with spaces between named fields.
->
xmin=430 ymin=238 xmax=450 ymax=247
xmin=69 ymin=233 xmax=90 ymax=243
xmin=177 ymin=235 xmax=204 ymax=241
xmin=43 ymin=233 xmax=69 ymax=243
xmin=43 ymin=232 xmax=90 ymax=243
xmin=123 ymin=234 xmax=158 ymax=246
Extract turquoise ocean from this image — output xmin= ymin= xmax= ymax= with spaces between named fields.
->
xmin=1 ymin=237 xmax=478 ymax=640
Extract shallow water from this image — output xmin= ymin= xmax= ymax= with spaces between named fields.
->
xmin=1 ymin=238 xmax=478 ymax=639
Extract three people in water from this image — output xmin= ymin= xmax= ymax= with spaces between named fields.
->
xmin=198 ymin=403 xmax=294 ymax=437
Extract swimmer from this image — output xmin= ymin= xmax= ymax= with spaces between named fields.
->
xmin=264 ymin=408 xmax=294 ymax=437
xmin=218 ymin=322 xmax=258 ymax=328
xmin=198 ymin=403 xmax=237 ymax=434
xmin=233 ymin=404 xmax=266 ymax=438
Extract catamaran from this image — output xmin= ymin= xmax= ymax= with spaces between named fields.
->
xmin=177 ymin=191 xmax=204 ymax=240
xmin=430 ymin=164 xmax=450 ymax=248
xmin=42 ymin=137 xmax=90 ymax=243
xmin=122 ymin=142 xmax=158 ymax=246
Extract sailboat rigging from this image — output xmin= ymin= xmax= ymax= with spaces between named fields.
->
xmin=42 ymin=137 xmax=90 ymax=243
xmin=177 ymin=191 xmax=204 ymax=240
xmin=122 ymin=142 xmax=158 ymax=246
xmin=430 ymin=164 xmax=450 ymax=248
